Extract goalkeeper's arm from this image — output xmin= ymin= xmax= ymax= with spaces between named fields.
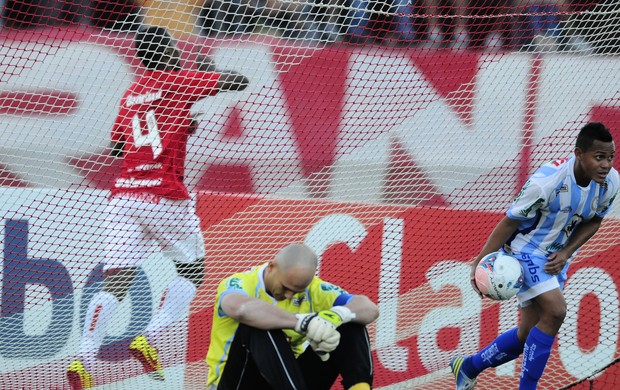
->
xmin=302 ymin=295 xmax=379 ymax=342
xmin=298 ymin=294 xmax=379 ymax=361
xmin=338 ymin=295 xmax=379 ymax=325
xmin=221 ymin=293 xmax=299 ymax=330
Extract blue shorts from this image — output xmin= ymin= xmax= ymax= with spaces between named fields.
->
xmin=508 ymin=251 xmax=570 ymax=307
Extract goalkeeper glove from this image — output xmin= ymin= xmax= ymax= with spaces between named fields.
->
xmin=329 ymin=306 xmax=356 ymax=324
xmin=312 ymin=306 xmax=355 ymax=331
xmin=306 ymin=313 xmax=340 ymax=342
xmin=294 ymin=313 xmax=317 ymax=334
xmin=305 ymin=306 xmax=355 ymax=342
xmin=314 ymin=350 xmax=330 ymax=362
xmin=295 ymin=306 xmax=355 ymax=337
xmin=310 ymin=330 xmax=340 ymax=352
xmin=298 ymin=312 xmax=340 ymax=344
xmin=309 ymin=331 xmax=341 ymax=362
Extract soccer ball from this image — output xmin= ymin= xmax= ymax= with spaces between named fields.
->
xmin=475 ymin=251 xmax=524 ymax=300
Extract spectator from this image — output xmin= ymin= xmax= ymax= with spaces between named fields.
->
xmin=464 ymin=0 xmax=517 ymax=50
xmin=433 ymin=0 xmax=460 ymax=47
xmin=89 ymin=0 xmax=143 ymax=30
xmin=560 ymin=0 xmax=618 ymax=54
xmin=200 ymin=0 xmax=352 ymax=42
xmin=512 ymin=0 xmax=566 ymax=51
xmin=345 ymin=0 xmax=459 ymax=47
xmin=344 ymin=0 xmax=372 ymax=42
xmin=345 ymin=0 xmax=412 ymax=45
xmin=393 ymin=0 xmax=431 ymax=46
xmin=200 ymin=0 xmax=302 ymax=37
xmin=200 ymin=0 xmax=253 ymax=36
xmin=293 ymin=0 xmax=352 ymax=42
xmin=2 ymin=0 xmax=144 ymax=30
xmin=56 ymin=0 xmax=89 ymax=25
xmin=401 ymin=0 xmax=461 ymax=48
xmin=2 ymin=0 xmax=45 ymax=28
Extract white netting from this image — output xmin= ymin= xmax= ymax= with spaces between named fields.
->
xmin=1 ymin=1 xmax=619 ymax=389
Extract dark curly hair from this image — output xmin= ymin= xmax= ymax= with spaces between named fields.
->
xmin=576 ymin=122 xmax=613 ymax=152
xmin=135 ymin=26 xmax=173 ymax=69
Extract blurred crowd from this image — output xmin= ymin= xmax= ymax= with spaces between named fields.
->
xmin=1 ymin=0 xmax=619 ymax=53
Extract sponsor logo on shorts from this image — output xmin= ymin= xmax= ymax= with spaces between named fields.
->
xmin=524 ymin=257 xmax=541 ymax=283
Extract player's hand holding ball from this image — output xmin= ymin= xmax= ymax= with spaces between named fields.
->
xmin=474 ymin=251 xmax=524 ymax=301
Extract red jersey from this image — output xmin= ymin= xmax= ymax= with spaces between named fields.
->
xmin=110 ymin=69 xmax=220 ymax=200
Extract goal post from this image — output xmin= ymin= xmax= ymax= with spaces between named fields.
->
xmin=1 ymin=1 xmax=620 ymax=389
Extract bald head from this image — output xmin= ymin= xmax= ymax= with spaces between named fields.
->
xmin=265 ymin=243 xmax=317 ymax=300
xmin=274 ymin=243 xmax=318 ymax=272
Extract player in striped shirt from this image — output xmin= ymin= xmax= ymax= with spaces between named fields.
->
xmin=451 ymin=122 xmax=618 ymax=390
xmin=206 ymin=243 xmax=379 ymax=389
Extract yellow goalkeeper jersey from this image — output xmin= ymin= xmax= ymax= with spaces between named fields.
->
xmin=205 ymin=263 xmax=350 ymax=387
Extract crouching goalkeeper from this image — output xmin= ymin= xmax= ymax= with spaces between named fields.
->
xmin=206 ymin=243 xmax=380 ymax=390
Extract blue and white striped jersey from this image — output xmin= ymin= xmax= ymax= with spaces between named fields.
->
xmin=507 ymin=156 xmax=619 ymax=257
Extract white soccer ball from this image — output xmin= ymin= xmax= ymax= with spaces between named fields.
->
xmin=475 ymin=251 xmax=524 ymax=300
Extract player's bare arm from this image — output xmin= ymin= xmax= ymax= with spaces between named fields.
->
xmin=216 ymin=72 xmax=249 ymax=92
xmin=342 ymin=295 xmax=379 ymax=325
xmin=220 ymin=292 xmax=298 ymax=330
xmin=196 ymin=54 xmax=249 ymax=92
xmin=470 ymin=216 xmax=521 ymax=295
xmin=195 ymin=55 xmax=217 ymax=72
xmin=472 ymin=216 xmax=521 ymax=264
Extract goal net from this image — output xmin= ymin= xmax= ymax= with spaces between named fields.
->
xmin=1 ymin=0 xmax=619 ymax=389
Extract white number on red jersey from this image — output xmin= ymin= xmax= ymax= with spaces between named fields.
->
xmin=132 ymin=110 xmax=163 ymax=158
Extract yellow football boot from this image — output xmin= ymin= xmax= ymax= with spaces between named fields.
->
xmin=66 ymin=360 xmax=94 ymax=390
xmin=129 ymin=334 xmax=165 ymax=381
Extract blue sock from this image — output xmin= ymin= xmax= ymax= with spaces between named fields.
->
xmin=463 ymin=327 xmax=524 ymax=378
xmin=519 ymin=326 xmax=555 ymax=390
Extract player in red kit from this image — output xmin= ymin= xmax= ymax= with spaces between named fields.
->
xmin=66 ymin=26 xmax=249 ymax=389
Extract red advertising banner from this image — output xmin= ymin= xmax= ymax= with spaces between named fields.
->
xmin=188 ymin=192 xmax=620 ymax=388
